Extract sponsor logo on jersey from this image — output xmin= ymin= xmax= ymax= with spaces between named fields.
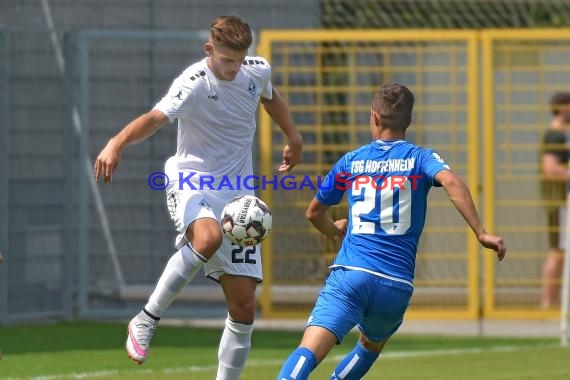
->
xmin=432 ymin=152 xmax=450 ymax=169
xmin=432 ymin=152 xmax=444 ymax=162
xmin=171 ymin=89 xmax=186 ymax=105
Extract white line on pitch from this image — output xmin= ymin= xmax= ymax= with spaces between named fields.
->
xmin=3 ymin=343 xmax=559 ymax=380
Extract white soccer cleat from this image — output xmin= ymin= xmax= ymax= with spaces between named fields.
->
xmin=126 ymin=311 xmax=158 ymax=364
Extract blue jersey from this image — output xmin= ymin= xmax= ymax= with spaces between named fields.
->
xmin=316 ymin=139 xmax=449 ymax=285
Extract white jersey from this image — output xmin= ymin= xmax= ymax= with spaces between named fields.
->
xmin=154 ymin=56 xmax=273 ymax=196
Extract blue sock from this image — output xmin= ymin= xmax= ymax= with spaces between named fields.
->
xmin=277 ymin=347 xmax=317 ymax=380
xmin=330 ymin=342 xmax=379 ymax=379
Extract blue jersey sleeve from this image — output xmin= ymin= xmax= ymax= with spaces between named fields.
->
xmin=316 ymin=155 xmax=349 ymax=205
xmin=422 ymin=149 xmax=451 ymax=187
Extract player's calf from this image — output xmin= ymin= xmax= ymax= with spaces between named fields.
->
xmin=217 ymin=316 xmax=254 ymax=380
xmin=126 ymin=244 xmax=208 ymax=364
xmin=277 ymin=347 xmax=317 ymax=380
xmin=330 ymin=342 xmax=379 ymax=379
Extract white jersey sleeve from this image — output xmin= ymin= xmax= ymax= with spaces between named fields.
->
xmin=153 ymin=65 xmax=204 ymax=122
xmin=243 ymin=56 xmax=273 ymax=100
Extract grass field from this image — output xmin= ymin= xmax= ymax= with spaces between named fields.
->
xmin=0 ymin=321 xmax=569 ymax=379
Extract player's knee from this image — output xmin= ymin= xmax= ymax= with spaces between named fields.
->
xmin=192 ymin=233 xmax=222 ymax=257
xmin=358 ymin=334 xmax=386 ymax=353
xmin=227 ymin=299 xmax=256 ymax=324
xmin=185 ymin=220 xmax=222 ymax=258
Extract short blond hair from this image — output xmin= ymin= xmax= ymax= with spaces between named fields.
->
xmin=210 ymin=16 xmax=252 ymax=51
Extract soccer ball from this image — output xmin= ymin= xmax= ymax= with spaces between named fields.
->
xmin=220 ymin=195 xmax=272 ymax=246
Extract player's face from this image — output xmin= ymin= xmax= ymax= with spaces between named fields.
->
xmin=205 ymin=42 xmax=247 ymax=81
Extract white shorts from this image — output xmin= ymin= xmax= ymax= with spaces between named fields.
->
xmin=166 ymin=184 xmax=263 ymax=282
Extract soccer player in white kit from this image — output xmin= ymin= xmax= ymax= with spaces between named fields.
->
xmin=93 ymin=16 xmax=302 ymax=379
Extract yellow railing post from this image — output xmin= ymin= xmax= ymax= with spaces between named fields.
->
xmin=256 ymin=31 xmax=275 ymax=318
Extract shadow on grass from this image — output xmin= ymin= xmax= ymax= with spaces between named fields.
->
xmin=0 ymin=321 xmax=303 ymax=354
xmin=0 ymin=321 xmax=557 ymax=355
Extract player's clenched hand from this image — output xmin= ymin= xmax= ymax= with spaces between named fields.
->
xmin=278 ymin=141 xmax=302 ymax=172
xmin=328 ymin=219 xmax=347 ymax=241
xmin=334 ymin=218 xmax=348 ymax=236
xmin=94 ymin=140 xmax=122 ymax=184
xmin=478 ymin=232 xmax=506 ymax=261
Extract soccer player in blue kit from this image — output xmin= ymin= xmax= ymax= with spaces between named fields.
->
xmin=277 ymin=84 xmax=506 ymax=380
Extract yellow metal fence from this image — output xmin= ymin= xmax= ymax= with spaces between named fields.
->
xmin=257 ymin=29 xmax=570 ymax=320
xmin=482 ymin=30 xmax=570 ymax=319
xmin=257 ymin=30 xmax=480 ymax=319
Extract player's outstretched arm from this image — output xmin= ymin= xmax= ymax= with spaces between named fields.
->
xmin=260 ymin=88 xmax=303 ymax=172
xmin=306 ymin=198 xmax=347 ymax=240
xmin=435 ymin=169 xmax=506 ymax=261
xmin=94 ymin=109 xmax=168 ymax=184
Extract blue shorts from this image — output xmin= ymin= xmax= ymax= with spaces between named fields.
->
xmin=307 ymin=268 xmax=413 ymax=343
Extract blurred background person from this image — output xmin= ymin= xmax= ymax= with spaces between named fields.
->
xmin=540 ymin=91 xmax=570 ymax=309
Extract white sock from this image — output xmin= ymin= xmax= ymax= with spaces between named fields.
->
xmin=216 ymin=316 xmax=254 ymax=380
xmin=144 ymin=244 xmax=206 ymax=317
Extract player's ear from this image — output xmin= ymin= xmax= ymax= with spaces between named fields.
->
xmin=370 ymin=110 xmax=380 ymax=127
xmin=204 ymin=41 xmax=213 ymax=57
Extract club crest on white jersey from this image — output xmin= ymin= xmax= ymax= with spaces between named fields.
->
xmin=248 ymin=79 xmax=257 ymax=97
